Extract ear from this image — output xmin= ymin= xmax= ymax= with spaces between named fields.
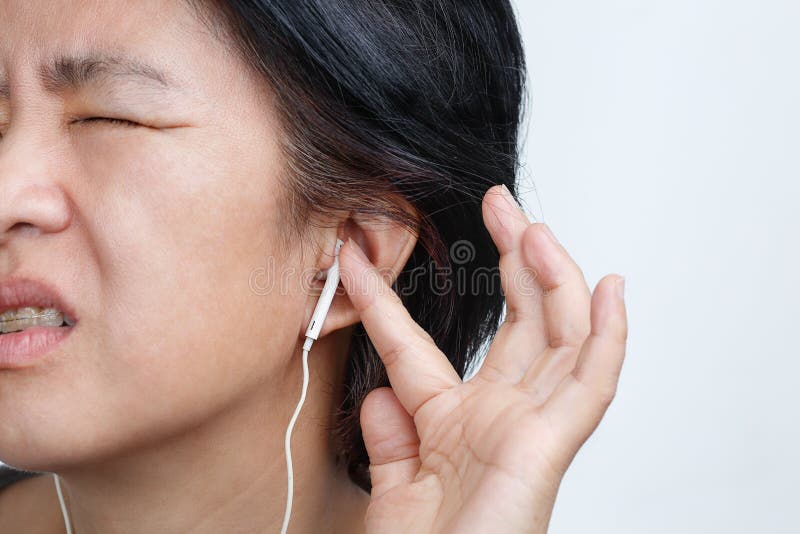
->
xmin=300 ymin=206 xmax=419 ymax=341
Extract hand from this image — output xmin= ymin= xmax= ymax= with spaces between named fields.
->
xmin=338 ymin=185 xmax=628 ymax=533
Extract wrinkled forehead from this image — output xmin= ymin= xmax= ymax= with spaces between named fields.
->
xmin=0 ymin=0 xmax=218 ymax=90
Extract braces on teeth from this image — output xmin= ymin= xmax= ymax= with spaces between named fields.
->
xmin=0 ymin=307 xmax=75 ymax=334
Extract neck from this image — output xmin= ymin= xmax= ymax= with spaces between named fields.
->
xmin=51 ymin=337 xmax=369 ymax=534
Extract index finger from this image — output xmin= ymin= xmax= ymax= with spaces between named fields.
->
xmin=338 ymin=238 xmax=461 ymax=417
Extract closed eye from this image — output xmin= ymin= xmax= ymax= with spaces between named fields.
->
xmin=73 ymin=117 xmax=141 ymax=128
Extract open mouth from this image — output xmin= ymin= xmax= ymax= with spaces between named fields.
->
xmin=0 ymin=307 xmax=76 ymax=335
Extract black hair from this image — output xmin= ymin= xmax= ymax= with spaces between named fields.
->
xmin=193 ymin=0 xmax=527 ymax=492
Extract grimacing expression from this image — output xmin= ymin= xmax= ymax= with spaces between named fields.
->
xmin=0 ymin=0 xmax=307 ymax=468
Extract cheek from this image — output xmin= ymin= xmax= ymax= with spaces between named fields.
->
xmin=53 ymin=131 xmax=301 ymax=456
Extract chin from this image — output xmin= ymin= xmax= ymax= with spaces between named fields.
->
xmin=0 ymin=410 xmax=108 ymax=474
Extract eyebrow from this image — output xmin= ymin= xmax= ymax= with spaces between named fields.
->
xmin=37 ymin=53 xmax=179 ymax=95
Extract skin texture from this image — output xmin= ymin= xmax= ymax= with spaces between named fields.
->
xmin=0 ymin=1 xmax=628 ymax=533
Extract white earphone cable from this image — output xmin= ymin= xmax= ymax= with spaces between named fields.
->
xmin=54 ymin=233 xmax=341 ymax=534
xmin=281 ymin=342 xmax=312 ymax=534
xmin=54 ymin=473 xmax=73 ymax=534
xmin=53 ymin=343 xmax=314 ymax=534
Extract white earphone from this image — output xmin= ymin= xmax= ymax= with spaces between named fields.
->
xmin=54 ymin=238 xmax=347 ymax=534
xmin=302 ymin=238 xmax=345 ymax=351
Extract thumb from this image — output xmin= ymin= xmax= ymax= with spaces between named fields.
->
xmin=361 ymin=387 xmax=421 ymax=499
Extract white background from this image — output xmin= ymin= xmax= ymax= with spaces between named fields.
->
xmin=510 ymin=1 xmax=800 ymax=532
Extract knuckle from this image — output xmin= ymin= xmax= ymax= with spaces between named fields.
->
xmin=548 ymin=324 xmax=590 ymax=351
xmin=369 ymin=433 xmax=419 ymax=463
xmin=547 ymin=334 xmax=580 ymax=350
xmin=381 ymin=341 xmax=411 ymax=368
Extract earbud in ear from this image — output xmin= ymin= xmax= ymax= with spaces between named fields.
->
xmin=303 ymin=238 xmax=344 ymax=350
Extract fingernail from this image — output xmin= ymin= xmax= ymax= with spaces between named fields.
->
xmin=347 ymin=237 xmax=370 ymax=265
xmin=616 ymin=276 xmax=625 ymax=300
xmin=500 ymin=184 xmax=520 ymax=210
xmin=541 ymin=223 xmax=559 ymax=244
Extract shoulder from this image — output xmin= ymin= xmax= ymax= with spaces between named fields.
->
xmin=0 ymin=465 xmax=56 ymax=530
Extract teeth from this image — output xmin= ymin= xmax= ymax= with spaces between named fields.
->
xmin=0 ymin=306 xmax=74 ymax=334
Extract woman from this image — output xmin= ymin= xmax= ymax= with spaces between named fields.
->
xmin=0 ymin=0 xmax=628 ymax=532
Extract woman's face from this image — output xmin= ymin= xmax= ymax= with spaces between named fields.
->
xmin=0 ymin=0 xmax=308 ymax=468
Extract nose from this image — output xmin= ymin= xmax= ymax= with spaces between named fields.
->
xmin=0 ymin=138 xmax=73 ymax=244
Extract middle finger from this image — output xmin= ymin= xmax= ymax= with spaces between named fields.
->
xmin=476 ymin=185 xmax=548 ymax=383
